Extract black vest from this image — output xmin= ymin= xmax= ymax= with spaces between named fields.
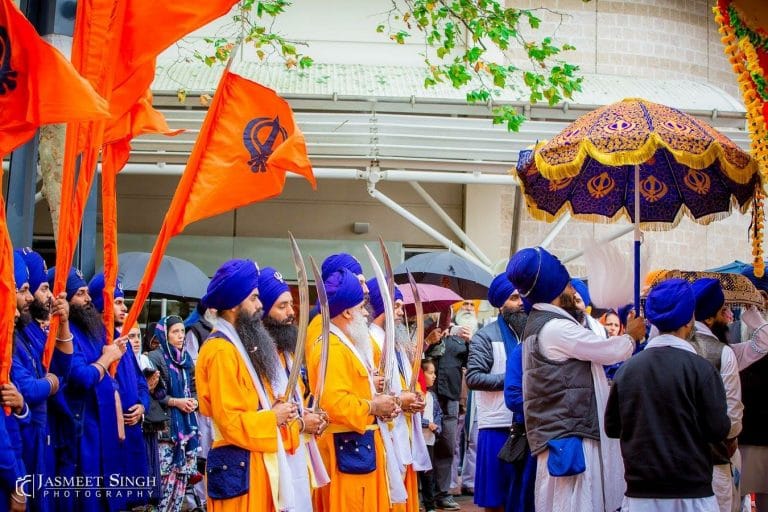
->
xmin=740 ymin=354 xmax=768 ymax=446
xmin=522 ymin=309 xmax=600 ymax=455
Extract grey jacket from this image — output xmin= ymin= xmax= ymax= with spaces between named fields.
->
xmin=466 ymin=320 xmax=514 ymax=429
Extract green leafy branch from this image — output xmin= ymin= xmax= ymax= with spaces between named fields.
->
xmin=379 ymin=0 xmax=583 ymax=131
xmin=194 ymin=0 xmax=312 ymax=69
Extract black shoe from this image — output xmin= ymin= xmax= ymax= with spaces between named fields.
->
xmin=460 ymin=486 xmax=474 ymax=496
xmin=436 ymin=496 xmax=461 ymax=510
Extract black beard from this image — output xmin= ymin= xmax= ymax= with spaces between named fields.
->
xmin=558 ymin=291 xmax=585 ymax=324
xmin=236 ymin=309 xmax=279 ymax=382
xmin=15 ymin=311 xmax=31 ymax=331
xmin=70 ymin=303 xmax=104 ymax=341
xmin=711 ymin=321 xmax=731 ymax=345
xmin=502 ymin=309 xmax=528 ymax=338
xmin=29 ymin=298 xmax=50 ymax=322
xmin=263 ymin=315 xmax=298 ymax=354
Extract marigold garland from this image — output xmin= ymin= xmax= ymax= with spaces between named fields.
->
xmin=715 ymin=2 xmax=767 ymax=276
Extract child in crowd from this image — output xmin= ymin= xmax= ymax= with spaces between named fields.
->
xmin=420 ymin=358 xmax=443 ymax=512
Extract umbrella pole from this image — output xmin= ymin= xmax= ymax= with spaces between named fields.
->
xmin=634 ymin=164 xmax=641 ymax=316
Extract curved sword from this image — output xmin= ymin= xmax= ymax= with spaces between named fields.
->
xmin=408 ymin=271 xmax=425 ymax=392
xmin=282 ymin=232 xmax=309 ymax=403
xmin=365 ymin=245 xmax=396 ymax=395
xmin=309 ymin=256 xmax=331 ymax=410
xmin=377 ymin=236 xmax=397 ymax=375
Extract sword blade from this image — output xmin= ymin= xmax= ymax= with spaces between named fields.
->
xmin=283 ymin=232 xmax=309 ymax=403
xmin=377 ymin=236 xmax=397 ymax=374
xmin=364 ymin=245 xmax=396 ymax=394
xmin=408 ymin=272 xmax=425 ymax=392
xmin=309 ymin=256 xmax=331 ymax=408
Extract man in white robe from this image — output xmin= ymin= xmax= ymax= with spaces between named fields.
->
xmin=507 ymin=246 xmax=645 ymax=512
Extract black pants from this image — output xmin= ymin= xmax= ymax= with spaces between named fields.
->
xmin=419 ymin=445 xmax=437 ymax=509
xmin=434 ymin=396 xmax=459 ymax=497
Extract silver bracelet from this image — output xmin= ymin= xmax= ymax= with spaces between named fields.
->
xmin=749 ymin=323 xmax=768 ymax=354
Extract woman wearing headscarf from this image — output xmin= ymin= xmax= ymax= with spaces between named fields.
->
xmin=147 ymin=316 xmax=200 ymax=512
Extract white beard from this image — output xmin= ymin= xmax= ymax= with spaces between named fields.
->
xmin=347 ymin=310 xmax=374 ymax=367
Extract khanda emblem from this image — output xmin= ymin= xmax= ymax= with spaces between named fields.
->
xmin=640 ymin=175 xmax=668 ymax=203
xmin=683 ymin=168 xmax=711 ymax=195
xmin=548 ymin=177 xmax=574 ymax=192
xmin=243 ymin=116 xmax=287 ymax=173
xmin=587 ymin=172 xmax=616 ymax=199
xmin=0 ymin=27 xmax=17 ymax=94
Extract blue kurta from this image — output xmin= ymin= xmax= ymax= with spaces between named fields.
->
xmin=12 ymin=325 xmax=55 ymax=512
xmin=59 ymin=323 xmax=126 ymax=512
xmin=113 ymin=330 xmax=151 ymax=507
xmin=0 ymin=401 xmax=29 ymax=512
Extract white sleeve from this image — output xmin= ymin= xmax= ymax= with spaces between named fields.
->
xmin=720 ymin=345 xmax=743 ymax=439
xmin=730 ymin=329 xmax=768 ymax=371
xmin=185 ymin=331 xmax=200 ymax=364
xmin=539 ymin=319 xmax=634 ymax=364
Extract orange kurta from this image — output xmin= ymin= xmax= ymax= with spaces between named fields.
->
xmin=196 ymin=336 xmax=299 ymax=512
xmin=308 ymin=331 xmax=390 ymax=512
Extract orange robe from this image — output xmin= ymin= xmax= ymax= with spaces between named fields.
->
xmin=307 ymin=330 xmax=390 ymax=512
xmin=196 ymin=336 xmax=299 ymax=512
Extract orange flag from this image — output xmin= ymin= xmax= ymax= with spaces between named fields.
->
xmin=0 ymin=0 xmax=109 ymax=155
xmin=122 ymin=70 xmax=316 ymax=331
xmin=100 ymin=87 xmax=182 ymax=346
xmin=0 ymin=174 xmax=16 ymax=388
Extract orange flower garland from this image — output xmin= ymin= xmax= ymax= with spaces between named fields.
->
xmin=714 ymin=2 xmax=767 ymax=276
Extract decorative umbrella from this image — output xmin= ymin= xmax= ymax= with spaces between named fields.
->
xmin=646 ymin=269 xmax=764 ymax=310
xmin=397 ymin=282 xmax=463 ymax=316
xmin=517 ymin=97 xmax=762 ymax=313
xmin=112 ymin=252 xmax=210 ymax=300
xmin=393 ymin=252 xmax=493 ymax=300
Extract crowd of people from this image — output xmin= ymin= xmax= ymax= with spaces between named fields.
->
xmin=1 ymin=245 xmax=767 ymax=512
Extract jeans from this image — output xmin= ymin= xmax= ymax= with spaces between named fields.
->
xmin=434 ymin=397 xmax=459 ymax=498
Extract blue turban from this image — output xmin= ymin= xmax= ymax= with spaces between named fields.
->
xmin=326 ymin=268 xmax=365 ymax=319
xmin=691 ymin=278 xmax=725 ymax=321
xmin=18 ymin=248 xmax=47 ymax=294
xmin=645 ymin=278 xmax=695 ymax=332
xmin=48 ymin=266 xmax=88 ymax=301
xmin=258 ymin=266 xmax=291 ymax=317
xmin=506 ymin=247 xmax=570 ymax=305
xmin=201 ymin=259 xmax=260 ymax=311
xmin=741 ymin=267 xmax=768 ymax=293
xmin=321 ymin=253 xmax=363 ymax=281
xmin=13 ymin=251 xmax=28 ymax=290
xmin=570 ymin=278 xmax=591 ymax=308
xmin=88 ymin=273 xmax=125 ymax=313
xmin=488 ymin=273 xmax=517 ymax=308
xmin=365 ymin=277 xmax=404 ymax=319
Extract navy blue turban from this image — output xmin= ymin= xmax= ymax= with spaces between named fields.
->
xmin=13 ymin=251 xmax=28 ymax=290
xmin=365 ymin=277 xmax=404 ymax=319
xmin=88 ymin=273 xmax=125 ymax=313
xmin=691 ymin=278 xmax=725 ymax=321
xmin=645 ymin=278 xmax=695 ymax=332
xmin=19 ymin=248 xmax=47 ymax=294
xmin=570 ymin=278 xmax=591 ymax=308
xmin=258 ymin=266 xmax=291 ymax=317
xmin=488 ymin=273 xmax=517 ymax=309
xmin=506 ymin=247 xmax=570 ymax=305
xmin=326 ymin=268 xmax=365 ymax=319
xmin=321 ymin=253 xmax=363 ymax=281
xmin=48 ymin=266 xmax=88 ymax=301
xmin=201 ymin=259 xmax=260 ymax=311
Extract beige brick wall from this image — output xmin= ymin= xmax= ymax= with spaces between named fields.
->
xmin=504 ymin=0 xmax=740 ymax=97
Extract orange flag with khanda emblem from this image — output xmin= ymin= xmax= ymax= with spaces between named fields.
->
xmin=0 ymin=0 xmax=109 ymax=155
xmin=122 ymin=70 xmax=316 ymax=331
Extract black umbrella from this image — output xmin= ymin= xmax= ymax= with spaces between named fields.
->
xmin=113 ymin=252 xmax=210 ymax=300
xmin=393 ymin=252 xmax=493 ymax=300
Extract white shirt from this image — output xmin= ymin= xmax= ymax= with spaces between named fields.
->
xmin=536 ymin=303 xmax=635 ymax=364
xmin=694 ymin=322 xmax=743 ymax=439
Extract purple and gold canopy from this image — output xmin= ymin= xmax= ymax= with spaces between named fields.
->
xmin=517 ymin=98 xmax=761 ymax=229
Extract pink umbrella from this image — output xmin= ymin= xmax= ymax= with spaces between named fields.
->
xmin=397 ymin=282 xmax=463 ymax=316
